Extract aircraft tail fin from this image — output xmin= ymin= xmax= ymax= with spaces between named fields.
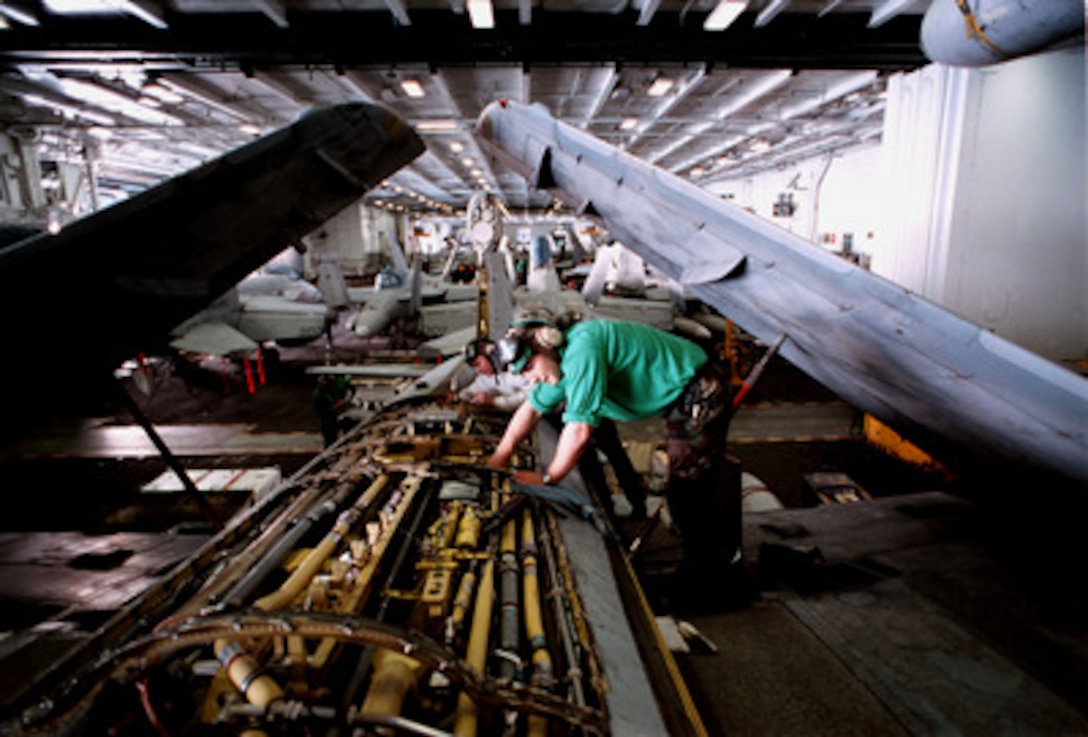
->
xmin=408 ymin=257 xmax=423 ymax=316
xmin=582 ymin=245 xmax=612 ymax=305
xmin=386 ymin=232 xmax=410 ymax=277
xmin=314 ymin=256 xmax=350 ymax=310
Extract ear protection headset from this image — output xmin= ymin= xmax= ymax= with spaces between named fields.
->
xmin=511 ymin=305 xmax=565 ymax=351
xmin=529 ymin=323 xmax=564 ymax=351
xmin=464 ymin=339 xmax=497 ymax=371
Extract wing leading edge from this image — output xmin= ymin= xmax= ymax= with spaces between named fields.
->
xmin=476 ymin=99 xmax=1088 ymax=489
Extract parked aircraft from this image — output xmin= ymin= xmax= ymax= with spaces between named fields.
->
xmin=169 ymin=264 xmax=334 ymax=359
xmin=346 ymin=237 xmax=479 ymax=339
xmin=475 ymin=99 xmax=1088 ymax=491
xmin=0 ymin=102 xmax=424 ymax=427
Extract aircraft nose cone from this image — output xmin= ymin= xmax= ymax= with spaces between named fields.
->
xmin=475 ymin=99 xmax=508 ymax=142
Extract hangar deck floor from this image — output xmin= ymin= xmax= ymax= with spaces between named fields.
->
xmin=0 ymin=336 xmax=1085 ymax=735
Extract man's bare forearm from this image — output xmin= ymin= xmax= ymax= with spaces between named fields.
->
xmin=545 ymin=421 xmax=593 ymax=484
xmin=488 ymin=401 xmax=542 ymax=468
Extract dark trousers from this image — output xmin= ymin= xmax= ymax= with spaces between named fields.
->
xmin=594 ymin=417 xmax=647 ymax=516
xmin=663 ymin=363 xmax=741 ymax=575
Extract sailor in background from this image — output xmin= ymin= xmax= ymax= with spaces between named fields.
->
xmin=453 ymin=338 xmax=532 ymax=412
xmin=312 ymin=374 xmax=354 ymax=447
xmin=487 ymin=310 xmax=744 ymax=608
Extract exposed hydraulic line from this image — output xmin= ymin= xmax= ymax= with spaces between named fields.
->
xmin=454 ymin=556 xmax=497 ymax=737
xmin=499 ymin=517 xmax=522 ymax=684
xmin=522 ymin=506 xmax=554 ymax=737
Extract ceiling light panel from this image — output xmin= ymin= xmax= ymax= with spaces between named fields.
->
xmin=466 ymin=0 xmax=493 ymax=29
xmin=400 ymin=79 xmax=425 ymax=98
xmin=646 ymin=77 xmax=674 ymax=97
xmin=43 ymin=0 xmax=125 ymax=12
xmin=704 ymin=0 xmax=747 ymax=31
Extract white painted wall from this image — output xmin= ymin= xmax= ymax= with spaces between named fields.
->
xmin=880 ymin=46 xmax=1086 ymax=363
xmin=712 ymin=46 xmax=1086 ymax=365
xmin=708 ymin=143 xmax=885 ymax=262
xmin=943 ymin=47 xmax=1086 ymax=361
xmin=303 ymin=202 xmax=401 ymax=277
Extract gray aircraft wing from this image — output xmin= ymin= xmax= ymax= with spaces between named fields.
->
xmin=475 ymin=100 xmax=1088 ymax=490
xmin=0 ymin=102 xmax=423 ymax=423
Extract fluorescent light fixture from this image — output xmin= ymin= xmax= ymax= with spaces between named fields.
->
xmin=0 ymin=3 xmax=39 ymax=25
xmin=717 ymin=69 xmax=792 ymax=120
xmin=646 ymin=77 xmax=674 ymax=97
xmin=415 ymin=119 xmax=459 ymax=132
xmin=57 ymin=77 xmax=182 ymax=126
xmin=239 ymin=123 xmax=262 ymax=135
xmin=22 ymin=93 xmax=116 ymax=125
xmin=156 ymin=77 xmax=249 ymax=120
xmin=449 ymin=140 xmax=464 ymax=152
xmin=620 ymin=117 xmax=639 ymax=130
xmin=120 ymin=0 xmax=167 ymax=28
xmin=141 ymin=82 xmax=184 ymax=105
xmin=466 ymin=0 xmax=494 ymax=29
xmin=703 ymin=0 xmax=746 ymax=31
xmin=400 ymin=79 xmax=425 ymax=98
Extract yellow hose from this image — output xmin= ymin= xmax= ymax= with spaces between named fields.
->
xmin=254 ymin=474 xmax=389 ymax=612
xmin=521 ymin=509 xmax=552 ymax=681
xmin=455 ymin=504 xmax=482 ymax=548
xmin=521 ymin=509 xmax=551 ymax=737
xmin=360 ymin=648 xmax=423 ymax=719
xmin=454 ymin=558 xmax=495 ymax=737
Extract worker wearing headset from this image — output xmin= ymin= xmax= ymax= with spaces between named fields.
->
xmin=486 ymin=306 xmax=743 ymax=607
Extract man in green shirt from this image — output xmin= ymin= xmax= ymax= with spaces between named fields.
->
xmin=487 ymin=314 xmax=741 ymax=605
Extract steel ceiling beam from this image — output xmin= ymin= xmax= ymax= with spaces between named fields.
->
xmin=0 ymin=12 xmax=927 ymax=71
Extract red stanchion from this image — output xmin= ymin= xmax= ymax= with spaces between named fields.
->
xmin=244 ymin=357 xmax=256 ymax=394
xmin=256 ymin=349 xmax=266 ymax=385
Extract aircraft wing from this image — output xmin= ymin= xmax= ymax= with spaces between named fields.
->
xmin=0 ymin=102 xmax=423 ymax=421
xmin=169 ymin=322 xmax=259 ymax=358
xmin=475 ymin=100 xmax=1088 ymax=489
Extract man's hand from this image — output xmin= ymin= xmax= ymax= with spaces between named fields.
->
xmin=486 ymin=450 xmax=511 ymax=470
xmin=513 ymin=470 xmax=546 ymax=486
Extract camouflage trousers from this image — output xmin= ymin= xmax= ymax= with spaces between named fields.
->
xmin=663 ymin=362 xmax=730 ymax=480
xmin=662 ymin=362 xmax=741 ymax=575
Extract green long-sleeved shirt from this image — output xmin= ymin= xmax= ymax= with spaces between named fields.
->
xmin=529 ymin=319 xmax=707 ymax=426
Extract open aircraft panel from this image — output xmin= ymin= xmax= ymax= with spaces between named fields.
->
xmin=5 ymin=394 xmax=702 ymax=736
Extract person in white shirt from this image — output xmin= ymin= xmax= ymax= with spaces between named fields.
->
xmin=456 ymin=338 xmax=532 ymax=412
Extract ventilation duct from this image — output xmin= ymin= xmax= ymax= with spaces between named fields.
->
xmin=920 ymin=0 xmax=1084 ymax=67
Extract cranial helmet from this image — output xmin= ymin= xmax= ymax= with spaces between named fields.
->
xmin=493 ymin=333 xmax=529 ymax=374
xmin=464 ymin=338 xmax=496 ymax=370
xmin=509 ymin=304 xmax=565 ymax=352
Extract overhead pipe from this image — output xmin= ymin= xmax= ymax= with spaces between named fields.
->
xmin=921 ymin=0 xmax=1085 ymax=67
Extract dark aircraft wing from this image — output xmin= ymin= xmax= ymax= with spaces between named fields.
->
xmin=0 ymin=102 xmax=423 ymax=422
xmin=475 ymin=100 xmax=1088 ymax=490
